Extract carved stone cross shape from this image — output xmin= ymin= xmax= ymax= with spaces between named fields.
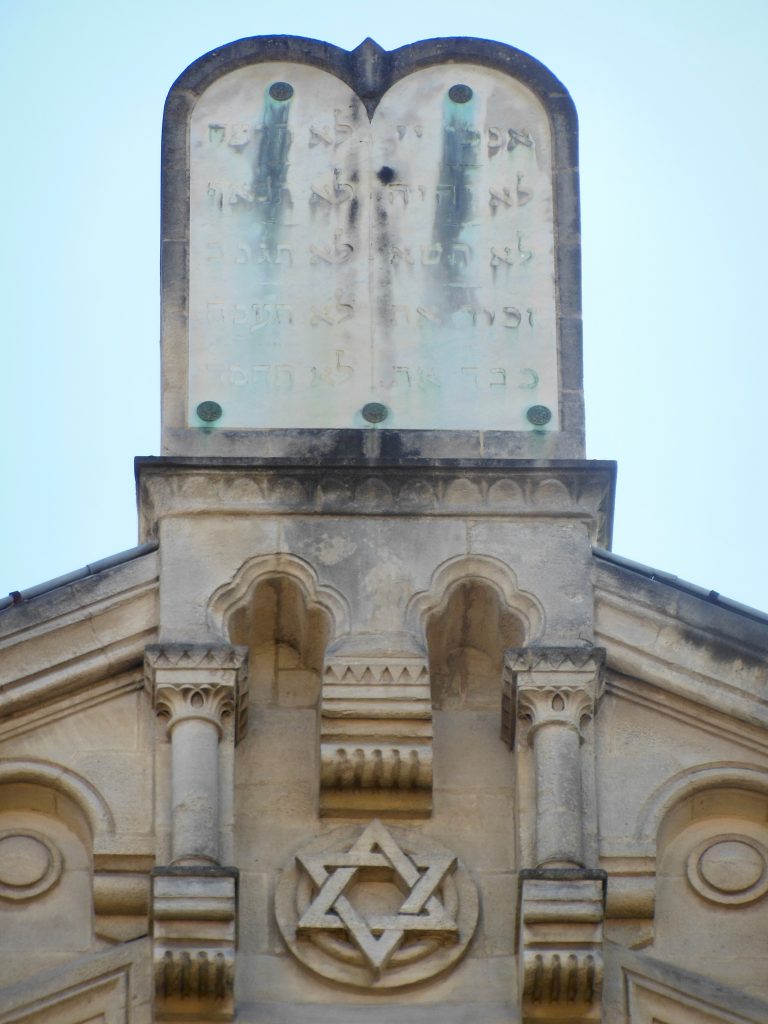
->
xmin=296 ymin=818 xmax=458 ymax=974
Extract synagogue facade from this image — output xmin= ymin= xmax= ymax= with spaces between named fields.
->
xmin=1 ymin=35 xmax=767 ymax=1024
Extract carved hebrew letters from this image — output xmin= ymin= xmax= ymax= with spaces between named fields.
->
xmin=187 ymin=61 xmax=559 ymax=430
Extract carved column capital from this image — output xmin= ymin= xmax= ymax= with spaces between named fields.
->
xmin=502 ymin=647 xmax=605 ymax=747
xmin=145 ymin=644 xmax=248 ymax=740
xmin=517 ymin=684 xmax=596 ymax=737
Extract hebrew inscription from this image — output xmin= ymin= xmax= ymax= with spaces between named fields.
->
xmin=189 ymin=63 xmax=558 ymax=430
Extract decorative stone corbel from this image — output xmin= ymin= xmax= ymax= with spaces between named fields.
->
xmin=93 ymin=851 xmax=153 ymax=942
xmin=320 ymin=642 xmax=432 ymax=816
xmin=152 ymin=866 xmax=237 ymax=1020
xmin=518 ymin=869 xmax=606 ymax=1022
xmin=145 ymin=644 xmax=247 ymax=1022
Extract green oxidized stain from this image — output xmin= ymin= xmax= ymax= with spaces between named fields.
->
xmin=251 ymin=85 xmax=293 ymax=265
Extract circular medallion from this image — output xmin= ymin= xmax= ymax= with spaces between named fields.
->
xmin=448 ymin=84 xmax=473 ymax=104
xmin=687 ymin=834 xmax=768 ymax=906
xmin=196 ymin=400 xmax=223 ymax=423
xmin=526 ymin=404 xmax=552 ymax=427
xmin=275 ymin=820 xmax=479 ymax=988
xmin=361 ymin=402 xmax=388 ymax=424
xmin=0 ymin=830 xmax=62 ymax=901
xmin=269 ymin=82 xmax=294 ymax=101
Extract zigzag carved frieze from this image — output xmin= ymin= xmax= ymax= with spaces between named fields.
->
xmin=145 ymin=644 xmax=248 ymax=670
xmin=506 ymin=646 xmax=606 ymax=672
xmin=323 ymin=660 xmax=429 ymax=686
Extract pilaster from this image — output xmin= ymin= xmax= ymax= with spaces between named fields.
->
xmin=145 ymin=644 xmax=247 ymax=1021
xmin=504 ymin=647 xmax=606 ymax=1022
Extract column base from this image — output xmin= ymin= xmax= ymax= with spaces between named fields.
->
xmin=518 ymin=868 xmax=606 ymax=1022
xmin=152 ymin=866 xmax=238 ymax=1021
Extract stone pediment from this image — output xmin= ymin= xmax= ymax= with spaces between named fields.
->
xmin=0 ymin=548 xmax=158 ymax=732
xmin=593 ymin=550 xmax=768 ymax=731
xmin=604 ymin=943 xmax=768 ymax=1024
xmin=0 ymin=938 xmax=151 ymax=1024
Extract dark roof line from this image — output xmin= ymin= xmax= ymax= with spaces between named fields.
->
xmin=593 ymin=547 xmax=768 ymax=627
xmin=0 ymin=541 xmax=159 ymax=612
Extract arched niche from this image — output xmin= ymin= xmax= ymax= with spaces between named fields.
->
xmin=414 ymin=557 xmax=541 ymax=926
xmin=229 ymin=576 xmax=330 ymax=709
xmin=209 ymin=553 xmax=344 ymax=709
xmin=427 ymin=579 xmax=526 ymax=710
xmin=652 ymin=782 xmax=768 ymax=1002
xmin=410 ymin=554 xmax=542 ymax=709
xmin=210 ymin=555 xmax=339 ymax=968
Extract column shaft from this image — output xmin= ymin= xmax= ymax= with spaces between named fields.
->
xmin=170 ymin=717 xmax=221 ymax=864
xmin=532 ymin=721 xmax=584 ymax=866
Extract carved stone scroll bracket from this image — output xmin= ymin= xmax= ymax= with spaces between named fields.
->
xmin=503 ymin=647 xmax=605 ymax=868
xmin=320 ymin=652 xmax=433 ymax=817
xmin=93 ymin=851 xmax=153 ymax=943
xmin=518 ymin=869 xmax=607 ymax=1022
xmin=145 ymin=644 xmax=248 ymax=866
xmin=151 ymin=866 xmax=237 ymax=1022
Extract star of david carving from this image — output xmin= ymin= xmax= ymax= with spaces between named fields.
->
xmin=296 ymin=819 xmax=459 ymax=975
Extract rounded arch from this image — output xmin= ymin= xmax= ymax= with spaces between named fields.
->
xmin=406 ymin=554 xmax=545 ymax=642
xmin=636 ymin=762 xmax=768 ymax=849
xmin=207 ymin=552 xmax=351 ymax=641
xmin=0 ymin=759 xmax=115 ymax=840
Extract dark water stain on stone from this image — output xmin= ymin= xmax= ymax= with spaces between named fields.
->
xmin=250 ymin=87 xmax=293 ymax=258
xmin=433 ymin=90 xmax=480 ymax=314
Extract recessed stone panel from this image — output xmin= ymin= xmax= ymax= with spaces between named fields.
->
xmin=176 ymin=40 xmax=568 ymax=445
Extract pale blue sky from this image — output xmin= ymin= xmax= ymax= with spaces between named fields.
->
xmin=3 ymin=0 xmax=767 ymax=609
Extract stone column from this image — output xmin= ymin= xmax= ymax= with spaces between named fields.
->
xmin=503 ymin=647 xmax=606 ymax=1022
xmin=145 ymin=644 xmax=247 ymax=864
xmin=503 ymin=647 xmax=604 ymax=867
xmin=162 ymin=690 xmax=230 ymax=864
xmin=144 ymin=644 xmax=247 ymax=1022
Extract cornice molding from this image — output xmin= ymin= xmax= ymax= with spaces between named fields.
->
xmin=136 ymin=461 xmax=615 ymax=548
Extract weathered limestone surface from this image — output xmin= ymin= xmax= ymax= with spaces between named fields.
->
xmin=162 ymin=35 xmax=584 ymax=460
xmin=2 ymin=33 xmax=768 ymax=1024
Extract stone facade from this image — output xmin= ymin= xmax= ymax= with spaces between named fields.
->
xmin=1 ymin=34 xmax=767 ymax=1024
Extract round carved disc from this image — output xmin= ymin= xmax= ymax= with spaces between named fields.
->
xmin=687 ymin=834 xmax=768 ymax=906
xmin=0 ymin=830 xmax=62 ymax=901
xmin=275 ymin=820 xmax=479 ymax=988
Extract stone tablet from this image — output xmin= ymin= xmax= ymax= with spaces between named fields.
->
xmin=162 ymin=38 xmax=583 ymax=457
